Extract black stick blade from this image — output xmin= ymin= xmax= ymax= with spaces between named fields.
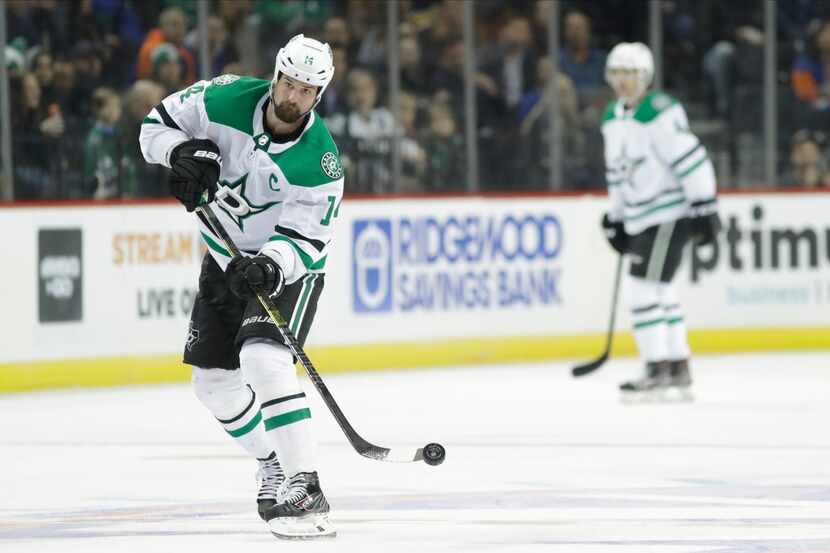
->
xmin=571 ymin=353 xmax=609 ymax=377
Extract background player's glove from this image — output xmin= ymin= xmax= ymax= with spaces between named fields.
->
xmin=169 ymin=139 xmax=221 ymax=212
xmin=688 ymin=199 xmax=722 ymax=246
xmin=227 ymin=255 xmax=285 ymax=300
xmin=601 ymin=213 xmax=628 ymax=254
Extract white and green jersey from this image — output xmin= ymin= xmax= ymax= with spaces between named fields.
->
xmin=601 ymin=91 xmax=717 ymax=235
xmin=140 ymin=75 xmax=344 ymax=284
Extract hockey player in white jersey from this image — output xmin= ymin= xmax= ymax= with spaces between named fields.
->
xmin=140 ymin=34 xmax=343 ymax=538
xmin=600 ymin=42 xmax=721 ymax=400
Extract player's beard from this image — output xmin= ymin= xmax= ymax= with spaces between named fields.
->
xmin=274 ymin=101 xmax=304 ymax=123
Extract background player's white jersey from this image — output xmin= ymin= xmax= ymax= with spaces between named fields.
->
xmin=602 ymin=92 xmax=716 ymax=235
xmin=140 ymin=75 xmax=344 ymax=284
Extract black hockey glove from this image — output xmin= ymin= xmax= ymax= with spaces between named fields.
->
xmin=169 ymin=139 xmax=221 ymax=212
xmin=601 ymin=213 xmax=628 ymax=254
xmin=688 ymin=199 xmax=722 ymax=246
xmin=227 ymin=254 xmax=286 ymax=301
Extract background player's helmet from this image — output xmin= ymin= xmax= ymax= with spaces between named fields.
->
xmin=605 ymin=42 xmax=654 ymax=101
xmin=273 ymin=34 xmax=335 ymax=111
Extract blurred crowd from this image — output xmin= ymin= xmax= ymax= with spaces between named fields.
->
xmin=5 ymin=0 xmax=830 ymax=200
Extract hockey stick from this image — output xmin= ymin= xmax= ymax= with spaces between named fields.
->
xmin=571 ymin=253 xmax=623 ymax=377
xmin=196 ymin=204 xmax=445 ymax=466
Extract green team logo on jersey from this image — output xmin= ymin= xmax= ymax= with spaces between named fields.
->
xmin=321 ymin=152 xmax=342 ymax=179
xmin=216 ymin=174 xmax=281 ymax=231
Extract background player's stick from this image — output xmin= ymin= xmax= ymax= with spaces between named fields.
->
xmin=571 ymin=254 xmax=623 ymax=377
xmin=196 ymin=204 xmax=446 ymax=466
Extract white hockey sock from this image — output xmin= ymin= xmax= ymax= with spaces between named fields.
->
xmin=192 ymin=367 xmax=272 ymax=459
xmin=629 ymin=277 xmax=669 ymax=362
xmin=240 ymin=338 xmax=316 ymax=477
xmin=661 ymin=284 xmax=691 ymax=360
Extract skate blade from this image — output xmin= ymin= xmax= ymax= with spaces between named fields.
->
xmin=661 ymin=386 xmax=694 ymax=403
xmin=269 ymin=514 xmax=337 ymax=540
xmin=619 ymin=387 xmax=694 ymax=404
xmin=619 ymin=386 xmax=662 ymax=404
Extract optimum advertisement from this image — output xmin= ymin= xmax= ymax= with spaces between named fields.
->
xmin=680 ymin=194 xmax=830 ymax=327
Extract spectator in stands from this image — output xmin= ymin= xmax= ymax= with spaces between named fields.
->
xmin=530 ymin=0 xmax=554 ymax=54
xmin=137 ymin=7 xmax=196 ymax=85
xmin=414 ymin=0 xmax=464 ymax=77
xmin=788 ymin=129 xmax=830 ymax=188
xmin=399 ymin=35 xmax=431 ymax=100
xmin=11 ymin=73 xmax=64 ymax=199
xmin=431 ymin=34 xmax=508 ymax=187
xmin=151 ymin=43 xmax=184 ymax=96
xmin=701 ymin=5 xmax=766 ymax=121
xmin=84 ymin=87 xmax=136 ymax=198
xmin=559 ymin=10 xmax=607 ymax=109
xmin=216 ymin=0 xmax=254 ymax=36
xmin=397 ymin=91 xmax=426 ymax=191
xmin=120 ymin=80 xmax=166 ymax=197
xmin=14 ymin=72 xmax=65 ymax=141
xmin=354 ymin=17 xmax=387 ymax=71
xmin=68 ymin=41 xmax=104 ymax=122
xmin=327 ymin=68 xmax=396 ymax=193
xmin=317 ymin=46 xmax=350 ymax=118
xmin=184 ymin=15 xmax=239 ymax=76
xmin=5 ymin=43 xmax=25 ymax=79
xmin=31 ymin=51 xmax=57 ymax=106
xmin=484 ymin=17 xmax=536 ymax=112
xmin=50 ymin=57 xmax=77 ymax=117
xmin=7 ymin=0 xmax=69 ymax=55
xmin=73 ymin=0 xmax=143 ymax=87
xmin=419 ymin=101 xmax=465 ymax=191
xmin=324 ymin=16 xmax=353 ymax=58
xmin=792 ymin=20 xmax=830 ymax=112
xmin=431 ymin=35 xmax=505 ymax=130
xmin=517 ymin=57 xmax=595 ymax=189
xmin=252 ymin=0 xmax=333 ymax=73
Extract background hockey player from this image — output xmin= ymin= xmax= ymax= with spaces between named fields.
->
xmin=139 ymin=34 xmax=343 ymax=539
xmin=600 ymin=42 xmax=721 ymax=399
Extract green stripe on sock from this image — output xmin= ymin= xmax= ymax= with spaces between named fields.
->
xmin=667 ymin=316 xmax=684 ymax=325
xmin=634 ymin=318 xmax=666 ymax=329
xmin=226 ymin=411 xmax=262 ymax=437
xmin=264 ymin=408 xmax=311 ymax=430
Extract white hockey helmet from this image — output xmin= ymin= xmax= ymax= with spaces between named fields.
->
xmin=273 ymin=34 xmax=335 ymax=111
xmin=605 ymin=42 xmax=654 ymax=99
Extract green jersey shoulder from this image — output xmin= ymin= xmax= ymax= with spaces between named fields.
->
xmin=195 ymin=75 xmax=270 ymax=136
xmin=602 ymin=91 xmax=679 ymax=126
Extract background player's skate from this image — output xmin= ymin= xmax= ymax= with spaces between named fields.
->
xmin=620 ymin=360 xmax=693 ymax=403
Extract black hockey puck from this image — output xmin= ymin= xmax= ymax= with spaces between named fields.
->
xmin=422 ymin=442 xmax=446 ymax=466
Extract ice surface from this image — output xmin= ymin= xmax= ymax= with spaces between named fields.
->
xmin=2 ymin=352 xmax=830 ymax=552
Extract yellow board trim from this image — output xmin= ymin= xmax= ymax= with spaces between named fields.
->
xmin=2 ymin=327 xmax=829 ymax=393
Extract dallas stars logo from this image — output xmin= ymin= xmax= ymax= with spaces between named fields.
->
xmin=215 ymin=174 xmax=282 ymax=231
xmin=608 ymin=145 xmax=645 ymax=188
xmin=185 ymin=322 xmax=200 ymax=352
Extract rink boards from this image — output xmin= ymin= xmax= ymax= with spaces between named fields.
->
xmin=2 ymin=192 xmax=829 ymax=391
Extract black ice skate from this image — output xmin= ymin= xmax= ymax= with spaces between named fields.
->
xmin=264 ymin=471 xmax=336 ymax=539
xmin=620 ymin=361 xmax=670 ymax=402
xmin=663 ymin=359 xmax=694 ymax=401
xmin=667 ymin=359 xmax=692 ymax=387
xmin=255 ymin=452 xmax=285 ymax=521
